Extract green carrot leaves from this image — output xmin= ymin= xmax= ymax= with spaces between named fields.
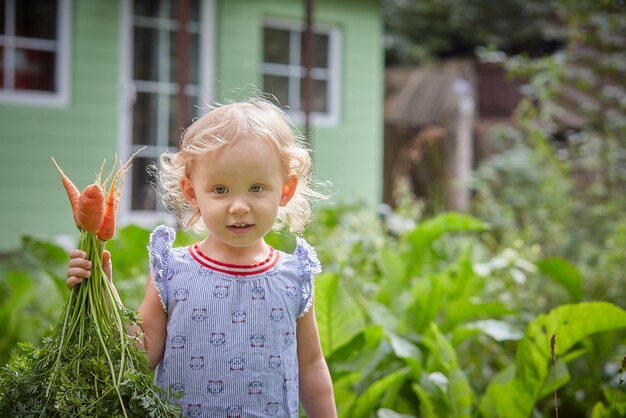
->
xmin=0 ymin=230 xmax=181 ymax=417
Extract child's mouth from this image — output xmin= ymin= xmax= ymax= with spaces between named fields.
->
xmin=228 ymin=223 xmax=254 ymax=234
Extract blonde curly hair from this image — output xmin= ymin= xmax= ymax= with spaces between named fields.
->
xmin=155 ymin=98 xmax=325 ymax=234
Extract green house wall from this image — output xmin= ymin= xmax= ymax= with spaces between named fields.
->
xmin=0 ymin=0 xmax=382 ymax=251
xmin=0 ymin=1 xmax=122 ymax=251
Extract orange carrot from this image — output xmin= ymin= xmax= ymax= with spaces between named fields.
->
xmin=51 ymin=157 xmax=81 ymax=228
xmin=96 ymin=148 xmax=143 ymax=240
xmin=77 ymin=183 xmax=105 ymax=232
xmin=53 ymin=148 xmax=144 ymax=237
xmin=96 ymin=170 xmax=123 ymax=241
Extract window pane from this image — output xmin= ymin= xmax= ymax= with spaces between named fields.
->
xmin=0 ymin=0 xmax=5 ymax=35
xmin=300 ymin=32 xmax=329 ymax=69
xmin=300 ymin=78 xmax=328 ymax=113
xmin=134 ymin=0 xmax=161 ymax=18
xmin=131 ymin=157 xmax=157 ymax=211
xmin=16 ymin=0 xmax=57 ymax=40
xmin=189 ymin=32 xmax=199 ymax=84
xmin=15 ymin=48 xmax=56 ymax=91
xmin=169 ymin=30 xmax=199 ymax=84
xmin=171 ymin=0 xmax=200 ymax=22
xmin=0 ymin=47 xmax=4 ymax=87
xmin=169 ymin=93 xmax=196 ymax=147
xmin=133 ymin=92 xmax=158 ymax=146
xmin=263 ymin=28 xmax=290 ymax=65
xmin=133 ymin=26 xmax=160 ymax=81
xmin=263 ymin=74 xmax=289 ymax=107
xmin=314 ymin=33 xmax=329 ymax=68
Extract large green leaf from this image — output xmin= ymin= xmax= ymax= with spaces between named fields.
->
xmin=315 ymin=272 xmax=366 ymax=356
xmin=591 ymin=402 xmax=609 ymax=418
xmin=601 ymin=386 xmax=626 ymax=416
xmin=368 ymin=301 xmax=400 ymax=332
xmin=20 ymin=235 xmax=70 ymax=294
xmin=423 ymin=322 xmax=459 ymax=373
xmin=413 ymin=383 xmax=438 ymax=418
xmin=106 ymin=225 xmax=151 ymax=277
xmin=0 ymin=272 xmax=35 ymax=358
xmin=445 ymin=300 xmax=514 ymax=328
xmin=537 ymin=359 xmax=570 ymax=400
xmin=536 ymin=258 xmax=583 ymax=302
xmin=376 ymin=409 xmax=416 ymax=418
xmin=480 ymin=302 xmax=626 ymax=418
xmin=405 ymin=273 xmax=449 ymax=334
xmin=334 ymin=372 xmax=361 ymax=418
xmin=387 ymin=331 xmax=423 ymax=380
xmin=350 ymin=368 xmax=409 ymax=418
xmin=376 ymin=248 xmax=408 ymax=307
xmin=404 ymin=213 xmax=487 ymax=264
xmin=327 ymin=326 xmax=385 ymax=374
xmin=448 ymin=368 xmax=473 ymax=418
xmin=21 ymin=235 xmax=70 ymax=276
xmin=461 ymin=319 xmax=523 ymax=342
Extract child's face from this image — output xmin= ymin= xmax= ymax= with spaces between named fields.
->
xmin=181 ymin=135 xmax=296 ymax=251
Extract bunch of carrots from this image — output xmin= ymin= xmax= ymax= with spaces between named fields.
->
xmin=0 ymin=153 xmax=181 ymax=417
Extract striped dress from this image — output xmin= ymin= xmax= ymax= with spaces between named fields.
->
xmin=148 ymin=225 xmax=320 ymax=418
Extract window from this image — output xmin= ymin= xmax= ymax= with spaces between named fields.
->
xmin=0 ymin=0 xmax=70 ymax=105
xmin=262 ymin=21 xmax=339 ymax=125
xmin=129 ymin=0 xmax=204 ymax=212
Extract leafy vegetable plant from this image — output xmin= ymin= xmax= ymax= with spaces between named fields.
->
xmin=0 ymin=156 xmax=181 ymax=417
xmin=308 ymin=208 xmax=626 ymax=417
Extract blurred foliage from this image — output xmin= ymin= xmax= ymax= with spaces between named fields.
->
xmin=471 ymin=9 xmax=626 ymax=306
xmin=468 ymin=7 xmax=626 ymax=417
xmin=383 ymin=0 xmax=623 ymax=65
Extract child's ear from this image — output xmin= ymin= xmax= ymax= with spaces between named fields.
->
xmin=280 ymin=176 xmax=298 ymax=206
xmin=180 ymin=176 xmax=198 ymax=207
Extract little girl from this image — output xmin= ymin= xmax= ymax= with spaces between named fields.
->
xmin=66 ymin=98 xmax=337 ymax=417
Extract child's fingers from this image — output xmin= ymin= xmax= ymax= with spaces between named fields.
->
xmin=67 ymin=264 xmax=91 ymax=278
xmin=68 ymin=256 xmax=91 ymax=269
xmin=69 ymin=249 xmax=87 ymax=259
xmin=66 ymin=275 xmax=84 ymax=289
xmin=67 ymin=264 xmax=90 ymax=288
xmin=67 ymin=249 xmax=91 ymax=289
xmin=102 ymin=250 xmax=113 ymax=282
xmin=66 ymin=249 xmax=114 ymax=287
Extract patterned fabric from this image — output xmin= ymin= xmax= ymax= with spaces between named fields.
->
xmin=148 ymin=225 xmax=320 ymax=418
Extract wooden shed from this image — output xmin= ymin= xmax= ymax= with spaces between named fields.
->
xmin=384 ymin=59 xmax=523 ymax=211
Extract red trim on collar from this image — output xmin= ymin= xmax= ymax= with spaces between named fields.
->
xmin=188 ymin=244 xmax=279 ymax=276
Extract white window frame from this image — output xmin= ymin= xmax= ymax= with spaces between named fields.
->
xmin=262 ymin=19 xmax=341 ymax=126
xmin=0 ymin=0 xmax=71 ymax=106
xmin=119 ymin=0 xmax=215 ymax=225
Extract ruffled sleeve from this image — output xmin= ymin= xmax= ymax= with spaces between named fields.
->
xmin=294 ymin=237 xmax=322 ymax=318
xmin=148 ymin=225 xmax=176 ymax=312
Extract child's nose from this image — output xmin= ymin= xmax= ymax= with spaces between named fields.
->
xmin=229 ymin=197 xmax=250 ymax=215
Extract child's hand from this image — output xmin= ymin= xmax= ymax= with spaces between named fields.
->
xmin=66 ymin=249 xmax=113 ymax=288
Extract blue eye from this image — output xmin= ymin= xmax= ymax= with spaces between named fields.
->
xmin=249 ymin=185 xmax=263 ymax=193
xmin=214 ymin=186 xmax=228 ymax=194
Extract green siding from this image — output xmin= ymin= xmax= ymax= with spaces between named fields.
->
xmin=0 ymin=1 xmax=121 ymax=250
xmin=216 ymin=0 xmax=383 ymax=207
